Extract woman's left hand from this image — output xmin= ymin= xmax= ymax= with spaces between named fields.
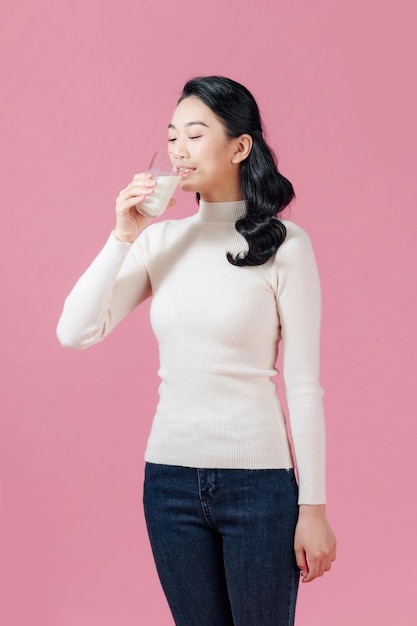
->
xmin=294 ymin=504 xmax=336 ymax=583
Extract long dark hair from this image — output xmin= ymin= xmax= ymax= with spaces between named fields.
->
xmin=179 ymin=76 xmax=295 ymax=266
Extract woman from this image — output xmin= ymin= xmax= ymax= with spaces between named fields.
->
xmin=57 ymin=76 xmax=336 ymax=626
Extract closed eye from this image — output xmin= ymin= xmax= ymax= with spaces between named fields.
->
xmin=190 ymin=135 xmax=202 ymax=140
xmin=168 ymin=138 xmax=177 ymax=143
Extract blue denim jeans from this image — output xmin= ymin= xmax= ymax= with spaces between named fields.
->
xmin=143 ymin=463 xmax=300 ymax=626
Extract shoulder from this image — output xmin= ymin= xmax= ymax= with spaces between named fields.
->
xmin=275 ymin=220 xmax=315 ymax=262
xmin=270 ymin=220 xmax=321 ymax=295
xmin=281 ymin=220 xmax=312 ymax=245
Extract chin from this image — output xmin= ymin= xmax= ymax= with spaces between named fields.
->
xmin=179 ymin=179 xmax=199 ymax=194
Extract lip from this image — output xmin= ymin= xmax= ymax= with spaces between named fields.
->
xmin=176 ymin=166 xmax=196 ymax=179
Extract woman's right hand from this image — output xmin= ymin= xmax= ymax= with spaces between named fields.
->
xmin=114 ymin=173 xmax=156 ymax=242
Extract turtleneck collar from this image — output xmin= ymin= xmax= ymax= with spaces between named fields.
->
xmin=195 ymin=200 xmax=247 ymax=224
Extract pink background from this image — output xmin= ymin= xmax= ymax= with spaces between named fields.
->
xmin=1 ymin=1 xmax=416 ymax=624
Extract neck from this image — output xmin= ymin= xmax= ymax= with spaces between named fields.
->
xmin=196 ymin=199 xmax=246 ymax=224
xmin=198 ymin=176 xmax=243 ymax=203
xmin=200 ymin=191 xmax=244 ymax=202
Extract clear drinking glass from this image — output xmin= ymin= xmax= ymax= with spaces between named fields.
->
xmin=136 ymin=150 xmax=180 ymax=217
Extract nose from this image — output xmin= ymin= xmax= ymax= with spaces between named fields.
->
xmin=173 ymin=137 xmax=190 ymax=160
xmin=169 ymin=151 xmax=185 ymax=164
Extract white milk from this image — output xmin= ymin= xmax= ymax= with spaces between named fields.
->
xmin=137 ymin=175 xmax=180 ymax=217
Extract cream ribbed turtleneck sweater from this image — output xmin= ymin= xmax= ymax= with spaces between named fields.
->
xmin=57 ymin=200 xmax=326 ymax=504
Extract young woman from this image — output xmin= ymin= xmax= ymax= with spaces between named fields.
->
xmin=57 ymin=76 xmax=336 ymax=626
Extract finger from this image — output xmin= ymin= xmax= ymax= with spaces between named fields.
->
xmin=119 ymin=178 xmax=156 ymax=199
xmin=116 ymin=194 xmax=147 ymax=215
xmin=116 ymin=184 xmax=155 ymax=209
xmin=302 ymin=567 xmax=321 ymax=583
xmin=301 ymin=553 xmax=321 ymax=583
xmin=167 ymin=198 xmax=176 ymax=209
xmin=295 ymin=548 xmax=308 ymax=579
xmin=305 ymin=553 xmax=334 ymax=582
xmin=328 ymin=547 xmax=337 ymax=569
xmin=133 ymin=172 xmax=153 ymax=181
xmin=123 ymin=182 xmax=155 ymax=198
xmin=302 ymin=567 xmax=318 ymax=583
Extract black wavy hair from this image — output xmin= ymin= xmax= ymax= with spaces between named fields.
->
xmin=179 ymin=76 xmax=295 ymax=266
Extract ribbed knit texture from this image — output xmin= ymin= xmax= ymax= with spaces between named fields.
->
xmin=57 ymin=200 xmax=326 ymax=504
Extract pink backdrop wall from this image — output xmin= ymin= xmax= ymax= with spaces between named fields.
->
xmin=1 ymin=1 xmax=416 ymax=624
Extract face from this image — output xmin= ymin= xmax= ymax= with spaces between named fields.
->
xmin=168 ymin=96 xmax=244 ymax=202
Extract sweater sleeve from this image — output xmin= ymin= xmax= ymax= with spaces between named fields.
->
xmin=275 ymin=223 xmax=326 ymax=504
xmin=57 ymin=232 xmax=151 ymax=350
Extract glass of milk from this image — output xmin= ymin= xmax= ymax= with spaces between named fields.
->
xmin=136 ymin=151 xmax=180 ymax=217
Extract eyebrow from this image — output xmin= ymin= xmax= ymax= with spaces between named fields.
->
xmin=168 ymin=121 xmax=210 ymax=129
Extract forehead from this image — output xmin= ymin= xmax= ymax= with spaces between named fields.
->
xmin=170 ymin=96 xmax=222 ymax=129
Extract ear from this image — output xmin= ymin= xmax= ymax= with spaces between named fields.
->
xmin=231 ymin=134 xmax=253 ymax=164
